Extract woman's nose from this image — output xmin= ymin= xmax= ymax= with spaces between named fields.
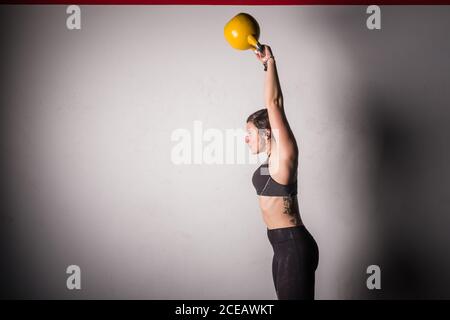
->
xmin=245 ymin=136 xmax=249 ymax=144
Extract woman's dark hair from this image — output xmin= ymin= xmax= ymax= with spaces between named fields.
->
xmin=246 ymin=108 xmax=271 ymax=132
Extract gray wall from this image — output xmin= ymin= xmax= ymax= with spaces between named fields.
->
xmin=1 ymin=5 xmax=450 ymax=299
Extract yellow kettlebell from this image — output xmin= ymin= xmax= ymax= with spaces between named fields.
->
xmin=224 ymin=13 xmax=263 ymax=53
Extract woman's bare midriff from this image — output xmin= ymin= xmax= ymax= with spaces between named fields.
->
xmin=258 ymin=195 xmax=303 ymax=230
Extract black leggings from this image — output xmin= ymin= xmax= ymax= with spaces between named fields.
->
xmin=267 ymin=225 xmax=319 ymax=300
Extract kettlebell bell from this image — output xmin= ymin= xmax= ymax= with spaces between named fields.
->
xmin=224 ymin=13 xmax=263 ymax=54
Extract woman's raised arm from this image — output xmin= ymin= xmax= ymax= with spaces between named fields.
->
xmin=255 ymin=45 xmax=298 ymax=161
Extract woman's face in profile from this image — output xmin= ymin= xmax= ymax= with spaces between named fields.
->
xmin=245 ymin=121 xmax=258 ymax=154
xmin=246 ymin=121 xmax=268 ymax=154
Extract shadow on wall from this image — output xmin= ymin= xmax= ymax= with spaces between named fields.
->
xmin=362 ymin=92 xmax=450 ymax=299
xmin=318 ymin=6 xmax=450 ymax=299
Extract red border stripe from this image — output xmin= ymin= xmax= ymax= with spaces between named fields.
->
xmin=1 ymin=0 xmax=450 ymax=4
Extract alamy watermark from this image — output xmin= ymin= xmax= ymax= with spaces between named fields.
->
xmin=170 ymin=120 xmax=280 ymax=174
xmin=66 ymin=265 xmax=81 ymax=290
xmin=366 ymin=264 xmax=381 ymax=290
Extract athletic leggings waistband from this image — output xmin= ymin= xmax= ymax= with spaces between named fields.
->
xmin=267 ymin=225 xmax=309 ymax=245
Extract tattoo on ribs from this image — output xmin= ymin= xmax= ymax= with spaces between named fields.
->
xmin=282 ymin=196 xmax=299 ymax=225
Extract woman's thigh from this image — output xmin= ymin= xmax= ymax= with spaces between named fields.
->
xmin=273 ymin=237 xmax=318 ymax=300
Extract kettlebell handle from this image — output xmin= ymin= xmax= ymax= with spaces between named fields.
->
xmin=256 ymin=42 xmax=264 ymax=53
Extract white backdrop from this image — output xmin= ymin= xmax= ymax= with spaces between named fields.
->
xmin=1 ymin=5 xmax=450 ymax=299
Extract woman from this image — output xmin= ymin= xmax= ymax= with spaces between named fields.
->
xmin=245 ymin=45 xmax=319 ymax=300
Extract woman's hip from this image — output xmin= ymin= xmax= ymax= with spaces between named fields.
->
xmin=267 ymin=225 xmax=319 ymax=269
